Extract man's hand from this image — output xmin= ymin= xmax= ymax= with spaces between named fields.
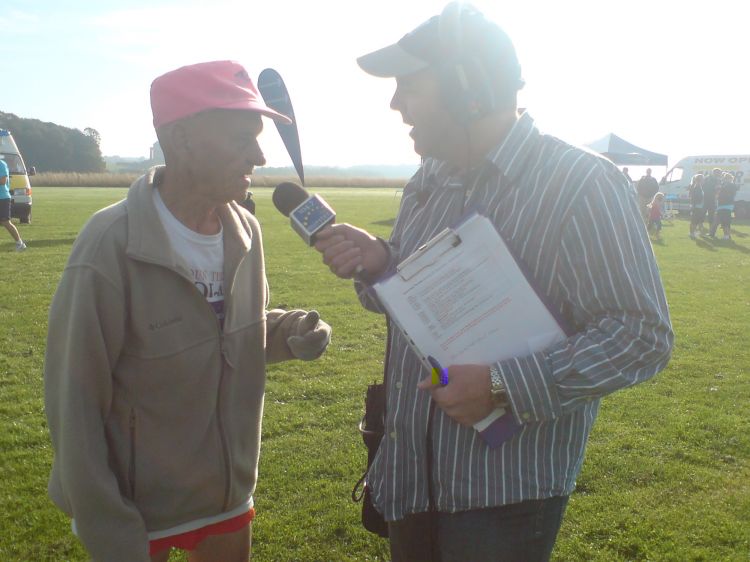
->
xmin=417 ymin=364 xmax=495 ymax=426
xmin=313 ymin=224 xmax=388 ymax=280
xmin=286 ymin=310 xmax=331 ymax=360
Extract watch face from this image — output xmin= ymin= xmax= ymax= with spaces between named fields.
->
xmin=490 ymin=367 xmax=508 ymax=407
xmin=490 ymin=367 xmax=502 ymax=387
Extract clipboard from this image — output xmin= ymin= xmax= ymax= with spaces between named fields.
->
xmin=374 ymin=213 xmax=567 ymax=371
xmin=373 ymin=213 xmax=569 ymax=447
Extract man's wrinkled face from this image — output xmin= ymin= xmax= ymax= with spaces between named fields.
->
xmin=389 ymin=69 xmax=459 ymax=161
xmin=180 ymin=109 xmax=267 ymax=203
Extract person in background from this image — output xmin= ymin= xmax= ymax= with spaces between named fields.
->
xmin=709 ymin=172 xmax=739 ymax=240
xmin=622 ymin=166 xmax=633 ymax=189
xmin=647 ymin=191 xmax=665 ymax=240
xmin=312 ymin=4 xmax=673 ymax=561
xmin=238 ymin=190 xmax=256 ymax=214
xmin=0 ymin=157 xmax=27 ymax=251
xmin=636 ymin=168 xmax=660 ymax=222
xmin=44 ymin=60 xmax=331 ymax=562
xmin=702 ymin=167 xmax=721 ymax=230
xmin=688 ymin=173 xmax=705 ymax=239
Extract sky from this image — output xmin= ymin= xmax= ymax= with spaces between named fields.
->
xmin=2 ymin=0 xmax=748 ymax=172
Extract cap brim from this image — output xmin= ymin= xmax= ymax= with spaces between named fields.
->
xmin=221 ymin=100 xmax=293 ymax=125
xmin=254 ymin=104 xmax=293 ymax=125
xmin=357 ymin=43 xmax=430 ymax=78
xmin=259 ymin=107 xmax=293 ymax=125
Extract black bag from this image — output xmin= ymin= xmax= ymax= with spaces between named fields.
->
xmin=352 ymin=381 xmax=389 ymax=537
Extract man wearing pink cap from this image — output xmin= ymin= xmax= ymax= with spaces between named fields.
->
xmin=44 ymin=60 xmax=331 ymax=562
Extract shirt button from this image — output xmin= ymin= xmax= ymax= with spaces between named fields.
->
xmin=521 ymin=412 xmax=531 ymax=421
xmin=395 ymin=382 xmax=402 ymax=389
xmin=390 ymin=431 xmax=397 ymax=440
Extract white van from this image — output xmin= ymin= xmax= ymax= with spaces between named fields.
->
xmin=660 ymin=155 xmax=750 ymax=219
xmin=0 ymin=129 xmax=34 ymax=223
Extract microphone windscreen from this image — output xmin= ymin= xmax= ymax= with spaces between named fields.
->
xmin=273 ymin=181 xmax=309 ymax=217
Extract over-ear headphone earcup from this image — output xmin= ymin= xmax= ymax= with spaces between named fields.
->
xmin=439 ymin=57 xmax=495 ymax=122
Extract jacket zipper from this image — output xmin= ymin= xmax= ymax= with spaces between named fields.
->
xmin=150 ymin=261 xmax=236 ymax=511
xmin=128 ymin=409 xmax=137 ymax=500
xmin=128 ymin=241 xmax=244 ymax=512
xmin=217 ymin=335 xmax=232 ymax=511
xmin=197 ymin=277 xmax=232 ymax=512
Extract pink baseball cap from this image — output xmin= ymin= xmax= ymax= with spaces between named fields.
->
xmin=150 ymin=60 xmax=292 ymax=128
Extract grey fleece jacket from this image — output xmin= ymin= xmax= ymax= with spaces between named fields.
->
xmin=44 ymin=167 xmax=316 ymax=561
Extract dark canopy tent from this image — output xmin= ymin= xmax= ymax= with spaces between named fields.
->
xmin=586 ymin=133 xmax=668 ymax=166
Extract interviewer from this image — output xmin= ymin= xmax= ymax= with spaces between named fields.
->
xmin=313 ymin=5 xmax=673 ymax=561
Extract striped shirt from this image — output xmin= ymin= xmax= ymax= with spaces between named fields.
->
xmin=356 ymin=112 xmax=673 ymax=522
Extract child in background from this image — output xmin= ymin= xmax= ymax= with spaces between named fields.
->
xmin=688 ymin=174 xmax=705 ymax=239
xmin=647 ymin=192 xmax=665 ymax=240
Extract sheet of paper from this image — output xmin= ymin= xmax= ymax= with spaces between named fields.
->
xmin=374 ymin=214 xmax=566 ymax=370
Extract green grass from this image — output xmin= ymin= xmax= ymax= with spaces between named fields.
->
xmin=1 ymin=187 xmax=748 ymax=561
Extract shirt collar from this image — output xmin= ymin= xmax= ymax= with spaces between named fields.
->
xmin=485 ymin=111 xmax=541 ymax=185
xmin=422 ymin=112 xmax=541 ymax=190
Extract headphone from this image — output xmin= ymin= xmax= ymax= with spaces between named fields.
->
xmin=437 ymin=3 xmax=495 ymax=122
xmin=437 ymin=2 xmax=517 ymax=122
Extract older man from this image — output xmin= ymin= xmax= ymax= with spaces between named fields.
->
xmin=314 ymin=4 xmax=673 ymax=561
xmin=44 ymin=61 xmax=331 ymax=562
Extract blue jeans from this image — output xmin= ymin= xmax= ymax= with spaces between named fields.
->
xmin=388 ymin=496 xmax=569 ymax=562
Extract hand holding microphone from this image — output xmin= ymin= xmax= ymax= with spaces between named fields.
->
xmin=315 ymin=223 xmax=389 ymax=280
xmin=272 ymin=182 xmax=389 ymax=280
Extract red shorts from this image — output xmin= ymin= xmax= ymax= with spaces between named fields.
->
xmin=149 ymin=508 xmax=255 ymax=555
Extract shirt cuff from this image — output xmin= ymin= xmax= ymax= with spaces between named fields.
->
xmin=495 ymin=351 xmax=563 ymax=424
xmin=357 ymin=237 xmax=396 ymax=285
xmin=354 ymin=238 xmax=398 ymax=313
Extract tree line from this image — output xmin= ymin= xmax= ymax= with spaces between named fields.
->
xmin=0 ymin=110 xmax=105 ymax=173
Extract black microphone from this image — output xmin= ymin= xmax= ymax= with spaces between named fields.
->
xmin=272 ymin=182 xmax=336 ymax=246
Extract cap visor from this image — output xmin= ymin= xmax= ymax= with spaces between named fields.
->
xmin=357 ymin=43 xmax=429 ymax=78
xmin=221 ymin=100 xmax=292 ymax=125
xmin=258 ymin=107 xmax=293 ymax=125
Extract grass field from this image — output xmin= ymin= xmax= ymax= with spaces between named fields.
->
xmin=1 ymin=187 xmax=748 ymax=561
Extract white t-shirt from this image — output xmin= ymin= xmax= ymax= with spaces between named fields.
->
xmin=153 ymin=188 xmax=225 ymax=326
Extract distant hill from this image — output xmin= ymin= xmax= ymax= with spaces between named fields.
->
xmin=99 ymin=161 xmax=420 ymax=179
xmin=103 ymin=155 xmax=152 ymax=174
xmin=0 ymin=110 xmax=105 ymax=172
xmin=105 ymin=141 xmax=418 ymax=179
xmin=0 ymin=112 xmax=418 ymax=178
xmin=255 ymin=164 xmax=418 ymax=180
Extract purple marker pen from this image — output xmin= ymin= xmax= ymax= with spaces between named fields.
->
xmin=427 ymin=356 xmax=449 ymax=386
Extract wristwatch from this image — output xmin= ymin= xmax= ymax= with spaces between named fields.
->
xmin=489 ymin=365 xmax=510 ymax=409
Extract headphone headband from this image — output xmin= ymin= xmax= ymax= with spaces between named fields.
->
xmin=438 ymin=2 xmax=465 ymax=58
xmin=436 ymin=3 xmax=495 ymax=121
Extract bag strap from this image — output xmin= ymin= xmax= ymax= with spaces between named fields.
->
xmin=351 ymin=316 xmax=392 ymax=504
xmin=351 ymin=471 xmax=367 ymax=502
